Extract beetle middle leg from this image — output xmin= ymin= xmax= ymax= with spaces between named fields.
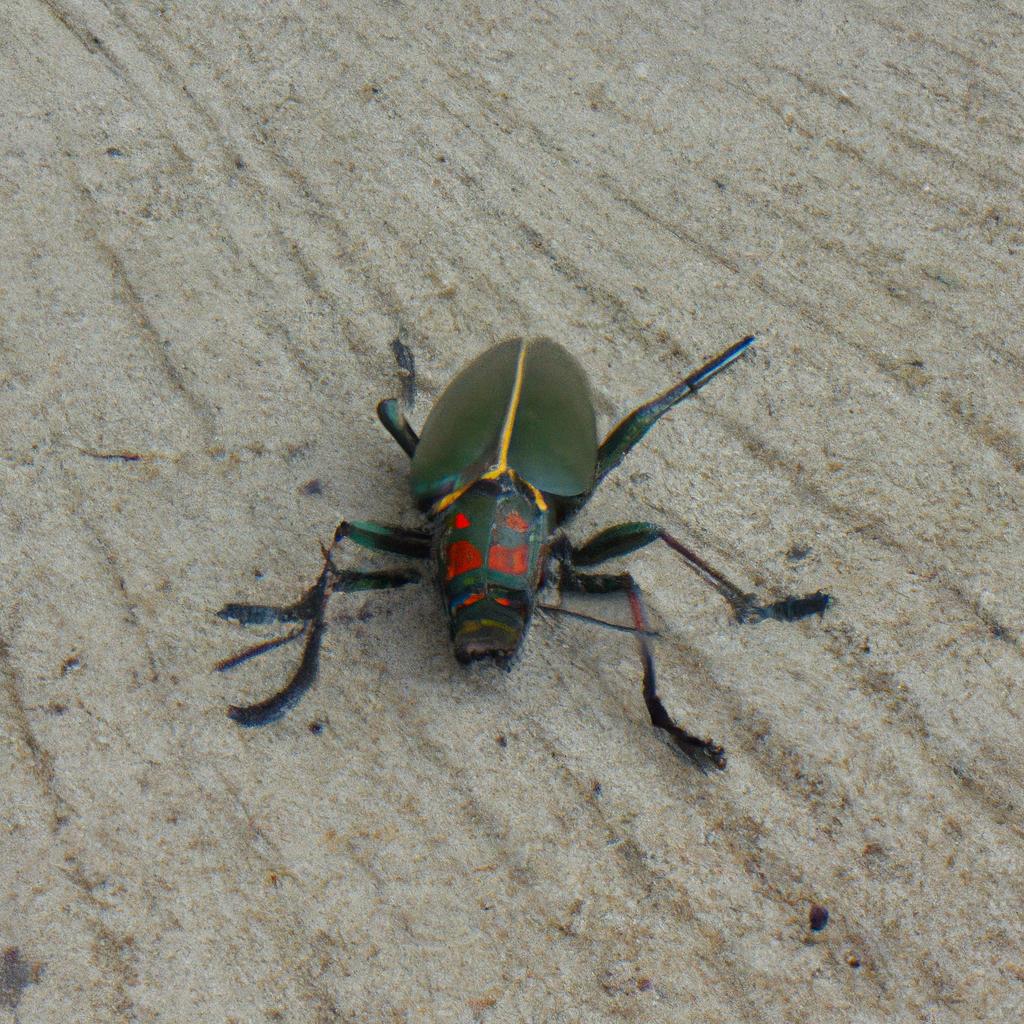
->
xmin=558 ymin=567 xmax=727 ymax=772
xmin=570 ymin=521 xmax=830 ymax=623
xmin=216 ymin=520 xmax=430 ymax=726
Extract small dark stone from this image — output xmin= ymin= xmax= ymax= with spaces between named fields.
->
xmin=809 ymin=904 xmax=829 ymax=931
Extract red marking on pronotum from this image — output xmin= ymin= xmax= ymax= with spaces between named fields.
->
xmin=505 ymin=511 xmax=529 ymax=532
xmin=446 ymin=540 xmax=483 ymax=580
xmin=461 ymin=593 xmax=484 ymax=607
xmin=494 ymin=597 xmax=512 ymax=607
xmin=454 ymin=512 xmax=471 ymax=529
xmin=488 ymin=544 xmax=528 ymax=575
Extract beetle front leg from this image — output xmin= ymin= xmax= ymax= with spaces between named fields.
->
xmin=559 ymin=567 xmax=726 ymax=773
xmin=216 ymin=519 xmax=429 ymax=726
xmin=219 ymin=565 xmax=420 ymax=727
xmin=571 ymin=522 xmax=830 ymax=624
xmin=592 ymin=336 xmax=756 ymax=488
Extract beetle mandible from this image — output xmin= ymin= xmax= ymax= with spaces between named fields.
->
xmin=217 ymin=335 xmax=829 ymax=771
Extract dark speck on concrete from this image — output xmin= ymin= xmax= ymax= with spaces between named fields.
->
xmin=1 ymin=947 xmax=41 ymax=1011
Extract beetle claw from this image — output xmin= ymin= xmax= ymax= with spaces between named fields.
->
xmin=733 ymin=589 xmax=832 ymax=625
xmin=767 ymin=590 xmax=832 ymax=621
xmin=732 ymin=594 xmax=768 ymax=624
xmin=681 ymin=738 xmax=727 ymax=774
xmin=661 ymin=728 xmax=727 ymax=773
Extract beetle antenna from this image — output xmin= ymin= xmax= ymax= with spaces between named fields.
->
xmin=537 ymin=602 xmax=660 ymax=637
xmin=214 ymin=624 xmax=308 ymax=672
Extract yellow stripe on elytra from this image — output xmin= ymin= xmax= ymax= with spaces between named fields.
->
xmin=433 ymin=341 xmax=548 ymax=514
xmin=491 ymin=338 xmax=528 ymax=473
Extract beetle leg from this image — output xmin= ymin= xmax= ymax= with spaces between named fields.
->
xmin=592 ymin=335 xmax=756 ymax=489
xmin=217 ymin=520 xmax=428 ymax=627
xmin=219 ymin=566 xmax=420 ymax=727
xmin=216 ymin=519 xmax=428 ymax=726
xmin=338 ymin=519 xmax=432 ymax=558
xmin=220 ymin=565 xmax=331 ymax=727
xmin=570 ymin=521 xmax=830 ymax=624
xmin=377 ymin=398 xmax=419 ymax=457
xmin=390 ymin=334 xmax=418 ymax=410
xmin=558 ymin=567 xmax=727 ymax=773
xmin=377 ymin=334 xmax=419 ymax=455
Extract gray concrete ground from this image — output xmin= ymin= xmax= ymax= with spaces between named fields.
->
xmin=2 ymin=2 xmax=1022 ymax=1022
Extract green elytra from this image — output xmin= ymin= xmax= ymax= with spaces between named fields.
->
xmin=409 ymin=337 xmax=598 ymax=507
xmin=218 ymin=335 xmax=830 ymax=772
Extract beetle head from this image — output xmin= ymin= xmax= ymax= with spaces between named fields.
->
xmin=451 ymin=598 xmax=530 ymax=668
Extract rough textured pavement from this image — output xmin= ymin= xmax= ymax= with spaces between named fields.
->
xmin=2 ymin=2 xmax=1022 ymax=1022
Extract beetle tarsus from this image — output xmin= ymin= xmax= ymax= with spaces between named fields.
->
xmin=215 ymin=625 xmax=308 ymax=673
xmin=217 ymin=601 xmax=307 ymax=626
xmin=390 ymin=334 xmax=417 ymax=410
xmin=644 ymin=669 xmax=727 ymax=773
xmin=227 ymin=615 xmax=325 ymax=727
xmin=768 ymin=590 xmax=832 ymax=621
xmin=666 ymin=732 xmax=727 ymax=774
xmin=733 ymin=589 xmax=832 ymax=624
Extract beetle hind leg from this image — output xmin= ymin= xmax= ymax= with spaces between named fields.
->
xmin=571 ymin=521 xmax=830 ymax=626
xmin=559 ymin=568 xmax=726 ymax=772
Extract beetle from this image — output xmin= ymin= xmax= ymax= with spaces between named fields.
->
xmin=217 ymin=335 xmax=829 ymax=771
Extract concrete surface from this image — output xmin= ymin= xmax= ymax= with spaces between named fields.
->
xmin=2 ymin=1 xmax=1022 ymax=1022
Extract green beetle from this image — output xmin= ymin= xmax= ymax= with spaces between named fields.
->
xmin=218 ymin=335 xmax=829 ymax=771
